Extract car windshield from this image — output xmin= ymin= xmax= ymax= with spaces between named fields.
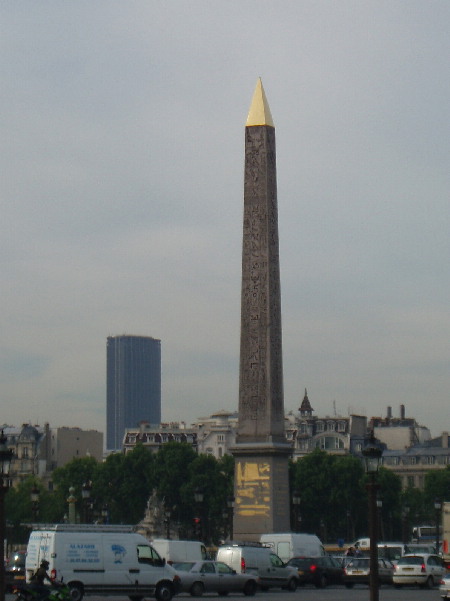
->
xmin=348 ymin=558 xmax=369 ymax=568
xmin=172 ymin=562 xmax=195 ymax=571
xmin=287 ymin=558 xmax=314 ymax=569
xmin=397 ymin=556 xmax=424 ymax=565
xmin=8 ymin=554 xmax=25 ymax=568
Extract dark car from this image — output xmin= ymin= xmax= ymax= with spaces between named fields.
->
xmin=286 ymin=555 xmax=344 ymax=588
xmin=5 ymin=551 xmax=26 ymax=592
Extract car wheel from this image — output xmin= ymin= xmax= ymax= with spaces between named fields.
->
xmin=345 ymin=582 xmax=354 ymax=589
xmin=243 ymin=580 xmax=257 ymax=596
xmin=424 ymin=576 xmax=434 ymax=589
xmin=129 ymin=597 xmax=144 ymax=601
xmin=190 ymin=581 xmax=204 ymax=597
xmin=286 ymin=578 xmax=297 ymax=592
xmin=155 ymin=583 xmax=173 ymax=601
xmin=68 ymin=583 xmax=84 ymax=601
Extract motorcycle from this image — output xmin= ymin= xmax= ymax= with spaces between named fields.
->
xmin=13 ymin=580 xmax=71 ymax=601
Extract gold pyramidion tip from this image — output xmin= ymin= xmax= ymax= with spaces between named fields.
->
xmin=246 ymin=78 xmax=274 ymax=127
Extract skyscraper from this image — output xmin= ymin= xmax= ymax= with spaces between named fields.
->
xmin=106 ymin=335 xmax=161 ymax=451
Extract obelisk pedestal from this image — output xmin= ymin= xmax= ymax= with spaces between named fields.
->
xmin=231 ymin=79 xmax=291 ymax=541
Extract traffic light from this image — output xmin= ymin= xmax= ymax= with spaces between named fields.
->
xmin=193 ymin=517 xmax=202 ymax=538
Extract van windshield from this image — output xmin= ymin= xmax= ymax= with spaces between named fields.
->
xmin=137 ymin=545 xmax=163 ymax=565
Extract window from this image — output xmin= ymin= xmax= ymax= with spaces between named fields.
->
xmin=327 ymin=421 xmax=336 ymax=431
xmin=316 ymin=422 xmax=324 ymax=433
xmin=315 ymin=436 xmax=344 ymax=450
xmin=410 ymin=456 xmax=417 ymax=465
xmin=407 ymin=476 xmax=415 ymax=487
xmin=137 ymin=545 xmax=162 ymax=566
xmin=300 ymin=423 xmax=308 ymax=434
xmin=426 ymin=456 xmax=435 ymax=465
xmin=337 ymin=421 xmax=346 ymax=432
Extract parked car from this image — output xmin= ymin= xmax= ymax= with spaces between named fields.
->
xmin=5 ymin=551 xmax=26 ymax=592
xmin=172 ymin=560 xmax=258 ymax=596
xmin=343 ymin=557 xmax=394 ymax=588
xmin=393 ymin=553 xmax=446 ymax=588
xmin=439 ymin=572 xmax=450 ymax=600
xmin=286 ymin=555 xmax=344 ymax=588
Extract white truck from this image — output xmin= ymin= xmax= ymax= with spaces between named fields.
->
xmin=149 ymin=539 xmax=207 ymax=564
xmin=442 ymin=501 xmax=450 ymax=569
xmin=259 ymin=533 xmax=325 ymax=562
xmin=25 ymin=524 xmax=180 ymax=601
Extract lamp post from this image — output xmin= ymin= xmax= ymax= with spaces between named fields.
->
xmin=31 ymin=483 xmax=40 ymax=522
xmin=292 ymin=490 xmax=301 ymax=533
xmin=164 ymin=508 xmax=171 ymax=539
xmin=0 ymin=430 xmax=14 ymax=601
xmin=67 ymin=486 xmax=76 ymax=524
xmin=227 ymin=496 xmax=235 ymax=540
xmin=376 ymin=495 xmax=383 ymax=542
xmin=362 ymin=432 xmax=382 ymax=601
xmin=81 ymin=481 xmax=92 ymax=523
xmin=402 ymin=505 xmax=410 ymax=545
xmin=194 ymin=488 xmax=204 ymax=542
xmin=435 ymin=499 xmax=442 ymax=554
xmin=101 ymin=504 xmax=109 ymax=524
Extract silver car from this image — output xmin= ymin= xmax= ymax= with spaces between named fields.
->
xmin=393 ymin=553 xmax=445 ymax=588
xmin=439 ymin=571 xmax=450 ymax=599
xmin=172 ymin=560 xmax=258 ymax=596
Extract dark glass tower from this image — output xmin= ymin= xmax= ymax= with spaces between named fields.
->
xmin=106 ymin=335 xmax=161 ymax=450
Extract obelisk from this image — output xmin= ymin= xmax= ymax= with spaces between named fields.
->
xmin=231 ymin=79 xmax=291 ymax=540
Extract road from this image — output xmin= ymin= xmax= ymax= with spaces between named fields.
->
xmin=6 ymin=586 xmax=443 ymax=601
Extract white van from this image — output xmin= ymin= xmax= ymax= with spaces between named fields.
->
xmin=149 ymin=539 xmax=207 ymax=564
xmin=260 ymin=533 xmax=325 ymax=562
xmin=216 ymin=542 xmax=299 ymax=591
xmin=25 ymin=524 xmax=180 ymax=601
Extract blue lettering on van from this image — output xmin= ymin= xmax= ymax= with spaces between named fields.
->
xmin=111 ymin=545 xmax=126 ymax=563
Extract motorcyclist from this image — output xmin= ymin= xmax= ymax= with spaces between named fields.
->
xmin=29 ymin=560 xmax=53 ymax=600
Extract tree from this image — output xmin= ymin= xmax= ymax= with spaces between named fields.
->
xmin=291 ymin=449 xmax=366 ymax=543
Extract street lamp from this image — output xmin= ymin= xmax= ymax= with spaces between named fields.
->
xmin=362 ymin=432 xmax=382 ymax=601
xmin=67 ymin=486 xmax=76 ymax=524
xmin=31 ymin=483 xmax=40 ymax=522
xmin=402 ymin=505 xmax=410 ymax=544
xmin=82 ymin=481 xmax=92 ymax=523
xmin=376 ymin=495 xmax=383 ymax=541
xmin=101 ymin=504 xmax=110 ymax=524
xmin=227 ymin=496 xmax=235 ymax=540
xmin=435 ymin=499 xmax=442 ymax=554
xmin=0 ymin=430 xmax=14 ymax=601
xmin=292 ymin=490 xmax=301 ymax=533
xmin=164 ymin=508 xmax=171 ymax=539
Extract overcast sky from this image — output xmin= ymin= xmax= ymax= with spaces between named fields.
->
xmin=2 ymin=1 xmax=450 ymax=438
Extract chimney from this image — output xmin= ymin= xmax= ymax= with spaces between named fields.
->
xmin=400 ymin=404 xmax=405 ymax=419
xmin=443 ymin=432 xmax=449 ymax=449
xmin=387 ymin=406 xmax=392 ymax=419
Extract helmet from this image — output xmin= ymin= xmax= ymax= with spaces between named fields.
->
xmin=40 ymin=560 xmax=49 ymax=568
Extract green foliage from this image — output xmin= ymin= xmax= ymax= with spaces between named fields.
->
xmin=291 ymin=450 xmax=367 ymax=543
xmin=424 ymin=466 xmax=450 ymax=510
